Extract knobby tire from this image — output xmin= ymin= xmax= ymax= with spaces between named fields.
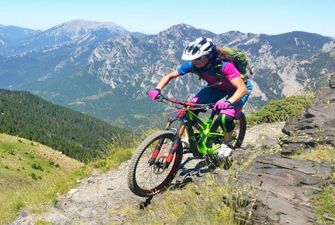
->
xmin=128 ymin=130 xmax=183 ymax=197
xmin=233 ymin=112 xmax=247 ymax=148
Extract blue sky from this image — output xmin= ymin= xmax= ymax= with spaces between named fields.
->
xmin=1 ymin=0 xmax=334 ymax=36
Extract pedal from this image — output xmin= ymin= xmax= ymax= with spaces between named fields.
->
xmin=183 ymin=149 xmax=191 ymax=154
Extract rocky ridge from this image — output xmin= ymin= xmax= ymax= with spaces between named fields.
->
xmin=281 ymin=73 xmax=335 ymax=155
xmin=237 ymin=76 xmax=335 ymax=224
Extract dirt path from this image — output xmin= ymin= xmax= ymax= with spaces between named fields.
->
xmin=11 ymin=161 xmax=146 ymax=225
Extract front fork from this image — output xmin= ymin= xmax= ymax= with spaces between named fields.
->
xmin=148 ymin=122 xmax=185 ymax=169
xmin=163 ymin=125 xmax=185 ymax=168
xmin=148 ymin=142 xmax=163 ymax=165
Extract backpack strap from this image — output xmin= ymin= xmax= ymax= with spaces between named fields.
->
xmin=191 ymin=60 xmax=227 ymax=81
xmin=214 ymin=60 xmax=227 ymax=80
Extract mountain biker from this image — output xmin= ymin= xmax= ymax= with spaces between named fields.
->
xmin=148 ymin=37 xmax=253 ymax=158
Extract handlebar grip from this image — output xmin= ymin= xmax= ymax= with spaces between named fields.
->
xmin=156 ymin=94 xmax=164 ymax=100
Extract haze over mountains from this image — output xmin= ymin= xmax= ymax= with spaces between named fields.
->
xmin=1 ymin=19 xmax=334 ymax=128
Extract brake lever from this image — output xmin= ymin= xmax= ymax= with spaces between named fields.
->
xmin=156 ymin=94 xmax=166 ymax=102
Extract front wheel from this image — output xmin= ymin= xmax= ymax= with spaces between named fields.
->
xmin=127 ymin=130 xmax=183 ymax=197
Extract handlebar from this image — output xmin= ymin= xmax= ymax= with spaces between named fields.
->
xmin=156 ymin=94 xmax=215 ymax=111
xmin=146 ymin=90 xmax=235 ymax=113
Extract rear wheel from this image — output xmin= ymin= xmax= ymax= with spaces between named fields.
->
xmin=231 ymin=112 xmax=247 ymax=148
xmin=127 ymin=130 xmax=183 ymax=197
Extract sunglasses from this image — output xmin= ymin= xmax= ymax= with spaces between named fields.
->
xmin=193 ymin=55 xmax=207 ymax=62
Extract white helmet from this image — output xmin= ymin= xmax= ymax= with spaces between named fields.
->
xmin=181 ymin=37 xmax=214 ymax=61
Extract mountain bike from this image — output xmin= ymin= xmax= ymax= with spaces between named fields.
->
xmin=127 ymin=95 xmax=247 ymax=197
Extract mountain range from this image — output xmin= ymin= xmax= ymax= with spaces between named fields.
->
xmin=1 ymin=19 xmax=334 ymax=128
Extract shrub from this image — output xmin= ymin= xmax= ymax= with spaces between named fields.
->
xmin=247 ymin=95 xmax=314 ymax=125
xmin=30 ymin=173 xmax=38 ymax=180
xmin=31 ymin=163 xmax=43 ymax=171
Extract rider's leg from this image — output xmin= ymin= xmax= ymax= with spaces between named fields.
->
xmin=190 ymin=87 xmax=225 ymax=116
xmin=191 ymin=87 xmax=226 ymax=104
xmin=225 ymin=131 xmax=233 ymax=145
xmin=216 ymin=108 xmax=244 ymax=158
xmin=217 ymin=113 xmax=235 ymax=145
xmin=219 ymin=79 xmax=253 ymax=145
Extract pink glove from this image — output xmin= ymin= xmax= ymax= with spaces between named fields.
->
xmin=214 ymin=100 xmax=231 ymax=111
xmin=147 ymin=89 xmax=161 ymax=101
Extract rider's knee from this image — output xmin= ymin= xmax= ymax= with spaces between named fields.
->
xmin=218 ymin=114 xmax=235 ymax=132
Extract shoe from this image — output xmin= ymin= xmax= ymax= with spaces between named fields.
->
xmin=217 ymin=144 xmax=232 ymax=159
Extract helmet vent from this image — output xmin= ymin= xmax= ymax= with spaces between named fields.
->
xmin=181 ymin=37 xmax=214 ymax=60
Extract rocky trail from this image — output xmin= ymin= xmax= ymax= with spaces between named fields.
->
xmin=11 ymin=80 xmax=335 ymax=225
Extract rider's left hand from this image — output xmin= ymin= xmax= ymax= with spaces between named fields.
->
xmin=214 ymin=100 xmax=231 ymax=111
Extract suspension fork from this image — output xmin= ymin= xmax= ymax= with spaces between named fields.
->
xmin=148 ymin=141 xmax=163 ymax=165
xmin=147 ymin=119 xmax=176 ymax=165
xmin=162 ymin=125 xmax=185 ymax=169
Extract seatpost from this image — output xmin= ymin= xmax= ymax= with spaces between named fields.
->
xmin=209 ymin=110 xmax=216 ymax=120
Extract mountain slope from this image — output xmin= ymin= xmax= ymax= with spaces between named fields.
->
xmin=0 ymin=133 xmax=86 ymax=224
xmin=0 ymin=89 xmax=135 ymax=162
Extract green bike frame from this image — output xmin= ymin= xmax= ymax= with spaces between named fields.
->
xmin=165 ymin=105 xmax=227 ymax=158
xmin=186 ymin=109 xmax=225 ymax=155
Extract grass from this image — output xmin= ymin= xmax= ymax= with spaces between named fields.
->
xmin=121 ymin=143 xmax=333 ymax=225
xmin=291 ymin=145 xmax=335 ymax=165
xmin=0 ymin=130 xmax=138 ymax=224
xmin=35 ymin=220 xmax=54 ymax=225
xmin=0 ymin=133 xmax=91 ymax=224
xmin=89 ymin=130 xmax=145 ymax=172
xmin=122 ymin=163 xmax=255 ymax=225
xmin=88 ymin=128 xmax=160 ymax=172
xmin=314 ymin=185 xmax=335 ymax=224
xmin=90 ymin=146 xmax=134 ymax=172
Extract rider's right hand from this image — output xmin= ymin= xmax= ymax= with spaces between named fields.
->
xmin=147 ymin=88 xmax=161 ymax=101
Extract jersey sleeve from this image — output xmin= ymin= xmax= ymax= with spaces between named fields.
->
xmin=177 ymin=61 xmax=193 ymax=76
xmin=221 ymin=61 xmax=240 ymax=80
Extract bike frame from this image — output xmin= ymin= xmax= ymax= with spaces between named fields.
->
xmin=166 ymin=105 xmax=225 ymax=155
xmin=153 ymin=96 xmax=230 ymax=168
